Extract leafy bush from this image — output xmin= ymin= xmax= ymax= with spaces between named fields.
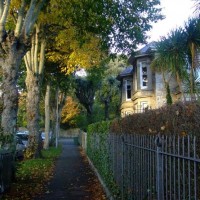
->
xmin=87 ymin=121 xmax=120 ymax=199
xmin=110 ymin=102 xmax=200 ymax=136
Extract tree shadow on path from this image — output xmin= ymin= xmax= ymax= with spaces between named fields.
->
xmin=35 ymin=138 xmax=107 ymax=200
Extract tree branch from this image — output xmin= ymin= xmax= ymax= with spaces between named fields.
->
xmin=22 ymin=0 xmax=46 ymax=37
xmin=15 ymin=0 xmax=26 ymax=37
xmin=39 ymin=39 xmax=46 ymax=75
xmin=0 ymin=1 xmax=3 ymax=18
xmin=31 ymin=34 xmax=35 ymax=71
xmin=34 ymin=25 xmax=39 ymax=73
xmin=24 ymin=51 xmax=32 ymax=72
xmin=0 ymin=0 xmax=11 ymax=34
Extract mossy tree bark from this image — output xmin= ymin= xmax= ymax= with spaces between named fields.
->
xmin=24 ymin=25 xmax=46 ymax=158
xmin=0 ymin=0 xmax=46 ymax=140
xmin=44 ymin=83 xmax=50 ymax=149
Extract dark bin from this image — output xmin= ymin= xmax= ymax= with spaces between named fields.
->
xmin=0 ymin=151 xmax=14 ymax=193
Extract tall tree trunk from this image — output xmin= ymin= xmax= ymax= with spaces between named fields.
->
xmin=25 ymin=70 xmax=42 ymax=158
xmin=1 ymin=40 xmax=26 ymax=137
xmin=162 ymin=71 xmax=173 ymax=105
xmin=55 ymin=88 xmax=59 ymax=148
xmin=44 ymin=83 xmax=50 ymax=149
xmin=0 ymin=0 xmax=46 ymax=138
xmin=190 ymin=43 xmax=196 ymax=101
xmin=24 ymin=25 xmax=46 ymax=158
xmin=51 ymin=106 xmax=56 ymax=147
xmin=0 ymin=1 xmax=46 ymax=152
xmin=176 ymin=72 xmax=186 ymax=103
xmin=104 ymin=100 xmax=110 ymax=121
xmin=51 ymin=87 xmax=66 ymax=148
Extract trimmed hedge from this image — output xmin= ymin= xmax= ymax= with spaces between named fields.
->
xmin=87 ymin=121 xmax=120 ymax=199
xmin=110 ymin=101 xmax=200 ymax=136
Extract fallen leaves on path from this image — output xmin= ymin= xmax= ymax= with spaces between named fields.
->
xmin=79 ymin=147 xmax=107 ymax=200
xmin=1 ymin=160 xmax=55 ymax=200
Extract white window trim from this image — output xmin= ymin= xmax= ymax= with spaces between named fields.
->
xmin=140 ymin=101 xmax=148 ymax=110
xmin=125 ymin=110 xmax=133 ymax=116
xmin=125 ymin=79 xmax=132 ymax=100
xmin=140 ymin=62 xmax=148 ymax=89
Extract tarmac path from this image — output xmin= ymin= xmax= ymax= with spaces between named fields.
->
xmin=35 ymin=138 xmax=107 ymax=200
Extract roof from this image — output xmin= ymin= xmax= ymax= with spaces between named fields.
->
xmin=137 ymin=42 xmax=156 ymax=55
xmin=128 ymin=41 xmax=156 ymax=64
xmin=117 ymin=66 xmax=133 ymax=80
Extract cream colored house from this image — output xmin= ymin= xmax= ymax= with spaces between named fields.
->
xmin=118 ymin=42 xmax=181 ymax=117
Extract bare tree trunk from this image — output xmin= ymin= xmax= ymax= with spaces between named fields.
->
xmin=104 ymin=100 xmax=110 ymax=121
xmin=24 ymin=26 xmax=46 ymax=158
xmin=176 ymin=72 xmax=186 ymax=102
xmin=51 ymin=106 xmax=56 ymax=147
xmin=25 ymin=70 xmax=42 ymax=158
xmin=44 ymin=83 xmax=50 ymax=149
xmin=0 ymin=0 xmax=46 ymax=138
xmin=190 ymin=43 xmax=196 ymax=101
xmin=55 ymin=88 xmax=59 ymax=148
xmin=51 ymin=87 xmax=66 ymax=148
xmin=1 ymin=41 xmax=26 ymax=136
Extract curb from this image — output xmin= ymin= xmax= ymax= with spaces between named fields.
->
xmin=87 ymin=156 xmax=114 ymax=200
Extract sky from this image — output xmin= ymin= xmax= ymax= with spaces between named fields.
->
xmin=147 ymin=0 xmax=196 ymax=42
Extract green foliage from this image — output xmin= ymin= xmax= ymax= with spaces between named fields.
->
xmin=17 ymin=146 xmax=62 ymax=177
xmin=17 ymin=93 xmax=27 ymax=128
xmin=74 ymin=75 xmax=98 ymax=116
xmin=1 ymin=146 xmax=62 ymax=199
xmin=41 ymin=145 xmax=62 ymax=158
xmin=151 ymin=17 xmax=200 ymax=100
xmin=92 ymin=56 xmax=126 ymax=121
xmin=0 ymin=133 xmax=14 ymax=148
xmin=87 ymin=121 xmax=120 ymax=198
xmin=68 ymin=0 xmax=163 ymax=52
xmin=74 ymin=112 xmax=89 ymax=131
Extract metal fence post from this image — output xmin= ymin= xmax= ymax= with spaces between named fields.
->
xmin=155 ymin=135 xmax=164 ymax=200
xmin=121 ymin=135 xmax=125 ymax=199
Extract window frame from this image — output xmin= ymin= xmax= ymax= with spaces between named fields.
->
xmin=140 ymin=62 xmax=148 ymax=89
xmin=125 ymin=79 xmax=132 ymax=100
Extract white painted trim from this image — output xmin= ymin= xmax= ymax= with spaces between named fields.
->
xmin=140 ymin=62 xmax=148 ymax=89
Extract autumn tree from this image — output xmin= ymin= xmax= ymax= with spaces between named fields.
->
xmin=61 ymin=96 xmax=80 ymax=127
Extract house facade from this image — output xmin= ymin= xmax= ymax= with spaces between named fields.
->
xmin=118 ymin=42 xmax=181 ymax=117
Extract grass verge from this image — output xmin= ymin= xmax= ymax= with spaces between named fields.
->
xmin=2 ymin=145 xmax=62 ymax=200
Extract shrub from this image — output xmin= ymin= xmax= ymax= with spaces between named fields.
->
xmin=87 ymin=121 xmax=120 ymax=198
xmin=110 ymin=102 xmax=200 ymax=136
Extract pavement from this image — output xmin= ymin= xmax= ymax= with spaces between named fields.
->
xmin=34 ymin=138 xmax=107 ymax=200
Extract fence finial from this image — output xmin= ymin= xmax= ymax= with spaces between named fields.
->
xmin=155 ymin=134 xmax=162 ymax=147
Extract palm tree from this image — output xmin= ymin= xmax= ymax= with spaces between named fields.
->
xmin=164 ymin=29 xmax=188 ymax=101
xmin=151 ymin=28 xmax=188 ymax=104
xmin=183 ymin=17 xmax=200 ymax=100
xmin=193 ymin=0 xmax=200 ymax=16
xmin=151 ymin=38 xmax=173 ymax=104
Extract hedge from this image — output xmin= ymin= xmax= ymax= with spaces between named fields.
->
xmin=110 ymin=101 xmax=200 ymax=136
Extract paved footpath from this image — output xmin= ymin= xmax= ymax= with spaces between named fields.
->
xmin=35 ymin=138 xmax=107 ymax=200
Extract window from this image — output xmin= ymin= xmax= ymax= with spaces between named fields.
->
xmin=125 ymin=111 xmax=133 ymax=116
xmin=140 ymin=62 xmax=148 ymax=89
xmin=140 ymin=101 xmax=148 ymax=111
xmin=126 ymin=80 xmax=132 ymax=100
